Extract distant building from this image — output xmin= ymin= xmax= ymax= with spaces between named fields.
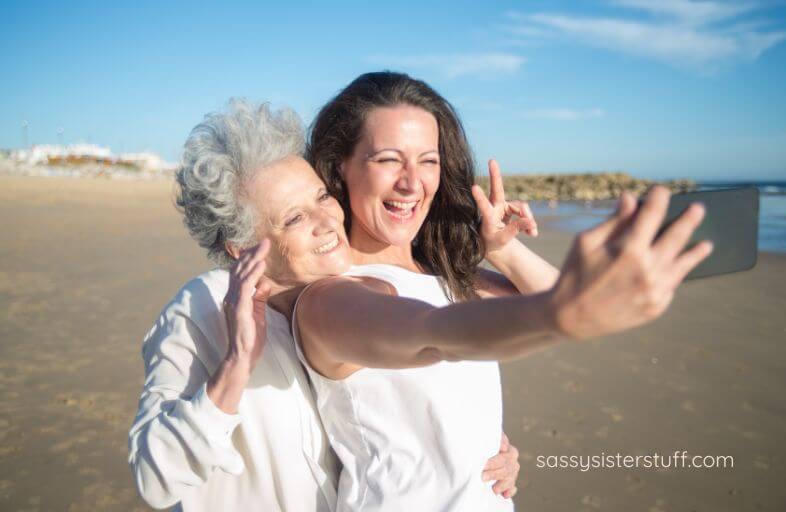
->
xmin=117 ymin=152 xmax=176 ymax=172
xmin=10 ymin=144 xmax=176 ymax=173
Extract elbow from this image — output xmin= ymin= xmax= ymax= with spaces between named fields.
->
xmin=408 ymin=308 xmax=450 ymax=365
xmin=143 ymin=495 xmax=180 ymax=511
xmin=414 ymin=345 xmax=446 ymax=366
xmin=140 ymin=493 xmax=179 ymax=511
xmin=128 ymin=452 xmax=182 ymax=510
xmin=132 ymin=470 xmax=181 ymax=510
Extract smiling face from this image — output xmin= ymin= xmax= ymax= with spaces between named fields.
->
xmin=340 ymin=105 xmax=441 ymax=250
xmin=245 ymin=155 xmax=352 ymax=286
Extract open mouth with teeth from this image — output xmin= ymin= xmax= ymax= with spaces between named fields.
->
xmin=313 ymin=234 xmax=341 ymax=255
xmin=382 ymin=199 xmax=419 ymax=221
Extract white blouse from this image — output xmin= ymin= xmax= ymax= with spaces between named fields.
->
xmin=128 ymin=269 xmax=339 ymax=511
xmin=293 ymin=264 xmax=514 ymax=511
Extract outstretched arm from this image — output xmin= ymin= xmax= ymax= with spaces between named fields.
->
xmin=299 ymin=186 xmax=712 ymax=379
xmin=297 ymin=274 xmax=561 ymax=379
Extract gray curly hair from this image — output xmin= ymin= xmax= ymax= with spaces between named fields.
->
xmin=176 ymin=99 xmax=305 ymax=268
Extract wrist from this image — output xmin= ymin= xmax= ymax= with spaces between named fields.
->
xmin=223 ymin=351 xmax=255 ymax=375
xmin=485 ymin=240 xmax=519 ymax=271
xmin=543 ymin=284 xmax=580 ymax=342
xmin=207 ymin=358 xmax=252 ymax=414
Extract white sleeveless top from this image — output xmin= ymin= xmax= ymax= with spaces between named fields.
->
xmin=293 ymin=264 xmax=514 ymax=511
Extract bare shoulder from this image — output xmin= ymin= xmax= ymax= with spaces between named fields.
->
xmin=300 ymin=274 xmax=398 ymax=304
xmin=295 ymin=275 xmax=397 ymax=380
xmin=296 ymin=275 xmax=400 ymax=334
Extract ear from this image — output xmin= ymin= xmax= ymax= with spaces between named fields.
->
xmin=225 ymin=241 xmax=241 ymax=261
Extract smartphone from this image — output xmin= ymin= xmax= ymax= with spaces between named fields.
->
xmin=639 ymin=186 xmax=759 ymax=280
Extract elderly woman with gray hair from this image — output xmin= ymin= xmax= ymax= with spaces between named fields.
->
xmin=127 ymin=100 xmax=522 ymax=511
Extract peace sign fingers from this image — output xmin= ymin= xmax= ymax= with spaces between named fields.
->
xmin=488 ymin=159 xmax=508 ymax=206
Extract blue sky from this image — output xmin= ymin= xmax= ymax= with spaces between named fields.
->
xmin=1 ymin=0 xmax=785 ymax=180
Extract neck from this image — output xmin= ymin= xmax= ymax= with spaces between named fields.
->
xmin=348 ymin=222 xmax=422 ymax=272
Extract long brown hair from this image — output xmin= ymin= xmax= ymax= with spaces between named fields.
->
xmin=306 ymin=71 xmax=484 ymax=301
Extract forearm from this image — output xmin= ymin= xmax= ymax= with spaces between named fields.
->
xmin=485 ymin=239 xmax=560 ymax=294
xmin=415 ymin=288 xmax=568 ymax=362
xmin=301 ymin=278 xmax=571 ymax=370
xmin=206 ymin=358 xmax=252 ymax=415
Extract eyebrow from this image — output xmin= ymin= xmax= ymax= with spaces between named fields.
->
xmin=274 ymin=202 xmax=300 ymax=224
xmin=273 ymin=187 xmax=329 ymax=226
xmin=366 ymin=148 xmax=439 ymax=158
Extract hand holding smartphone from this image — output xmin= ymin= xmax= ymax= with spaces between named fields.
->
xmin=639 ymin=186 xmax=759 ymax=280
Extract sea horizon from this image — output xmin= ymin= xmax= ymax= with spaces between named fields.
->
xmin=530 ymin=179 xmax=786 ymax=254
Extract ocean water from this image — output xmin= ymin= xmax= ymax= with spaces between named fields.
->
xmin=528 ymin=180 xmax=786 ymax=253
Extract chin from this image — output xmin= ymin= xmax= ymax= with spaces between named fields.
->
xmin=306 ymin=263 xmax=348 ymax=281
xmin=326 ymin=252 xmax=352 ymax=274
xmin=379 ymin=220 xmax=424 ymax=246
xmin=374 ymin=228 xmax=414 ymax=248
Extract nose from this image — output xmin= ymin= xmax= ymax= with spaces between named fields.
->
xmin=396 ymin=158 xmax=422 ymax=193
xmin=312 ymin=205 xmax=340 ymax=235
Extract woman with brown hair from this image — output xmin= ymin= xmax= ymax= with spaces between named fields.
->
xmin=290 ymin=71 xmax=712 ymax=510
xmin=308 ymin=71 xmax=556 ymax=302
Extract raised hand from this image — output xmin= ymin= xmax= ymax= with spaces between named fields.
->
xmin=550 ymin=186 xmax=714 ymax=340
xmin=223 ymin=239 xmax=273 ymax=369
xmin=208 ymin=239 xmax=273 ymax=414
xmin=471 ymin=159 xmax=538 ymax=255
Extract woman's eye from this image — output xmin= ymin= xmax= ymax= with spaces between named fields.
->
xmin=319 ymin=192 xmax=331 ymax=201
xmin=377 ymin=158 xmax=401 ymax=164
xmin=285 ymin=214 xmax=303 ymax=227
xmin=422 ymin=159 xmax=439 ymax=165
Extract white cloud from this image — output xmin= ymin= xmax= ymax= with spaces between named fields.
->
xmin=366 ymin=53 xmax=525 ymax=79
xmin=522 ymin=108 xmax=606 ymax=121
xmin=506 ymin=1 xmax=786 ymax=69
xmin=611 ymin=0 xmax=756 ymax=25
xmin=528 ymin=13 xmax=738 ymax=62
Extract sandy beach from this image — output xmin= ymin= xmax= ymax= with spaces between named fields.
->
xmin=0 ymin=174 xmax=784 ymax=511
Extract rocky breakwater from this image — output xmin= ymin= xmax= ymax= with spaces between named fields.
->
xmin=477 ymin=172 xmax=696 ymax=201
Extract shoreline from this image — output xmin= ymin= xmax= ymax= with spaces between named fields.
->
xmin=3 ymin=170 xmax=783 ymax=254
